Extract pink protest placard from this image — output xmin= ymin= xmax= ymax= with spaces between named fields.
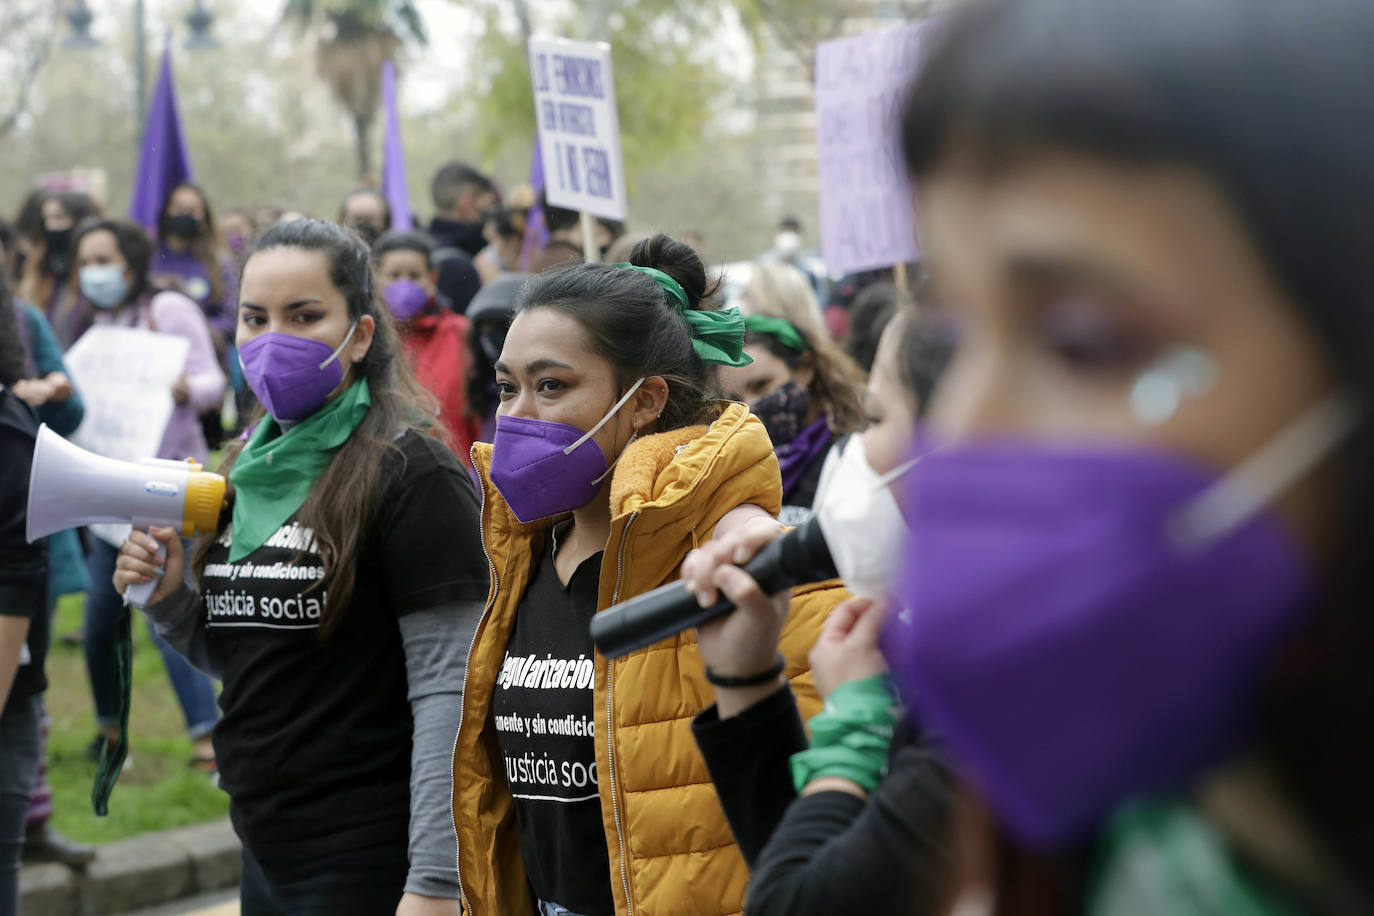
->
xmin=815 ymin=21 xmax=932 ymax=276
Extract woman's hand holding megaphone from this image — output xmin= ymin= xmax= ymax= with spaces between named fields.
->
xmin=114 ymin=527 xmax=185 ymax=606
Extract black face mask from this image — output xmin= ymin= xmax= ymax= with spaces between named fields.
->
xmin=166 ymin=213 xmax=203 ymax=240
xmin=350 ymin=220 xmax=381 ymax=245
xmin=752 ymin=381 xmax=811 ymax=447
xmin=42 ymin=228 xmax=73 ymax=276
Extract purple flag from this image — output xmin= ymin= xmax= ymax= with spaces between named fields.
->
xmin=381 ymin=60 xmax=414 ymax=232
xmin=129 ymin=39 xmax=193 ymax=233
xmin=518 ymin=139 xmax=548 ymax=271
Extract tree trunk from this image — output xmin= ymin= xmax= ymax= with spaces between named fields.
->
xmin=0 ymin=3 xmax=60 ymax=139
xmin=353 ymin=110 xmax=372 ymax=179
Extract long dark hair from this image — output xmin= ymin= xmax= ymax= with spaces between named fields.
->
xmin=0 ymin=269 xmax=26 ymax=388
xmin=18 ymin=190 xmax=101 ymax=305
xmin=72 ymin=218 xmax=156 ymax=307
xmin=513 ymin=233 xmax=726 ymax=432
xmin=192 ymin=219 xmax=441 ymax=636
xmin=13 ymin=190 xmax=47 ymax=244
xmin=903 ymin=0 xmax=1374 ymax=898
xmin=157 ymin=181 xmax=227 ymax=306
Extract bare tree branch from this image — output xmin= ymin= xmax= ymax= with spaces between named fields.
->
xmin=0 ymin=3 xmax=60 ymax=139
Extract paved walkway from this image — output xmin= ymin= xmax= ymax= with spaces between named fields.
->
xmin=130 ymin=889 xmax=238 ymax=915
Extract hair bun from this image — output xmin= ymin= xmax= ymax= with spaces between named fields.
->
xmin=628 ymin=233 xmax=718 ymax=310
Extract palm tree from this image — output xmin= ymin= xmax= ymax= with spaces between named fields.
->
xmin=282 ymin=0 xmax=427 ymax=178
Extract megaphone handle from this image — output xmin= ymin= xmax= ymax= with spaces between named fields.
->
xmin=123 ymin=540 xmax=167 ymax=610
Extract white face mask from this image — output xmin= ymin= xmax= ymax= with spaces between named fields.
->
xmin=813 ymin=435 xmax=918 ymax=600
xmin=773 ymin=231 xmax=802 ymax=259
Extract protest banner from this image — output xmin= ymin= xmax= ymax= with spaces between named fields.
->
xmin=814 ymin=21 xmax=932 ymax=277
xmin=35 ymin=169 xmax=109 ymax=207
xmin=63 ymin=325 xmax=190 ymax=546
xmin=527 ymin=35 xmax=628 ymax=236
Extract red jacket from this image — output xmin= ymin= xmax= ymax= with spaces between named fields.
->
xmin=403 ymin=309 xmax=480 ymax=465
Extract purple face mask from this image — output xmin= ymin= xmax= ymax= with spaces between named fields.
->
xmin=383 ymin=279 xmax=431 ymax=322
xmin=883 ymin=397 xmax=1354 ymax=849
xmin=239 ymin=323 xmax=357 ymax=422
xmin=490 ymin=379 xmax=645 ymax=523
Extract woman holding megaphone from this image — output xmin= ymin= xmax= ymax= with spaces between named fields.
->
xmin=116 ymin=219 xmax=488 ymax=915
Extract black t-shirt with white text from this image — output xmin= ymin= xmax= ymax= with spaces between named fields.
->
xmin=492 ymin=530 xmax=613 ymax=915
xmin=201 ymin=431 xmax=487 ymax=860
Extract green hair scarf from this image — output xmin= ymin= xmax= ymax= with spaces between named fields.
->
xmin=614 ymin=263 xmax=753 ymax=368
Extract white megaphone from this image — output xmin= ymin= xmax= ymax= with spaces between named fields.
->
xmin=26 ymin=424 xmax=227 ymax=608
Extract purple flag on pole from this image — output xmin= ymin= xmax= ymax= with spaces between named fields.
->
xmin=129 ymin=39 xmax=193 ymax=234
xmin=381 ymin=60 xmax=414 ymax=232
xmin=518 ymin=139 xmax=548 ymax=271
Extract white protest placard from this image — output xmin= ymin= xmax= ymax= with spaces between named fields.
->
xmin=63 ymin=325 xmax=189 ymax=546
xmin=528 ymin=36 xmax=628 ymax=221
xmin=814 ymin=21 xmax=930 ymax=276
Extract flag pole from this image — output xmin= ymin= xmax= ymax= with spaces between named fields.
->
xmin=580 ymin=211 xmax=599 ymax=263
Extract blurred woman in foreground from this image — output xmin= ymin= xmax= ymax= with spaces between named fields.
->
xmin=885 ymin=0 xmax=1374 ymax=910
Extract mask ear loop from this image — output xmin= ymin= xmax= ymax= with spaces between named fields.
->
xmin=318 ymin=321 xmax=360 ymax=370
xmin=590 ymin=432 xmax=637 ymax=487
xmin=1168 ymin=393 xmax=1359 ymax=552
xmin=875 ymin=455 xmax=922 ymax=490
xmin=581 ymin=379 xmax=649 ymax=487
xmin=563 ymin=378 xmax=647 ymax=456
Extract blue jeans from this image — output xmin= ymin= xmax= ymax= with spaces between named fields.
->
xmin=83 ymin=537 xmax=218 ymax=739
xmin=0 ymin=695 xmax=40 ymax=916
xmin=539 ymin=900 xmax=598 ymax=916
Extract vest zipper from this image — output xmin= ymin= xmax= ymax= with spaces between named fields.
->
xmin=453 ymin=444 xmax=498 ymax=914
xmin=605 ymin=511 xmax=639 ymax=916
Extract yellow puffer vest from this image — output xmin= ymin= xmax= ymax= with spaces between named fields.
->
xmin=451 ymin=403 xmax=839 ymax=916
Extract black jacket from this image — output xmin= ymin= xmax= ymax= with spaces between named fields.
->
xmin=692 ymin=685 xmax=954 ymax=916
xmin=0 ymin=385 xmax=48 ymax=709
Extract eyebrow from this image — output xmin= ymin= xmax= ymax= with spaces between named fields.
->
xmin=239 ymin=298 xmax=326 ymax=312
xmin=493 ymin=358 xmax=576 ymax=375
xmin=1004 ymin=252 xmax=1137 ymax=300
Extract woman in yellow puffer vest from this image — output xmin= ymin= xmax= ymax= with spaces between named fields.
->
xmin=450 ymin=234 xmax=838 ymax=916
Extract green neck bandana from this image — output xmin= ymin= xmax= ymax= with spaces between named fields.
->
xmin=228 ymin=379 xmax=371 ymax=562
xmin=613 ymin=262 xmax=753 ymax=368
xmin=744 ymin=314 xmax=809 ymax=352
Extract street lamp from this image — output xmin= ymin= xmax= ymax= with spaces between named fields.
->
xmin=185 ymin=0 xmax=217 ymax=51
xmin=63 ymin=0 xmax=100 ymax=48
xmin=59 ymin=2 xmax=216 ymax=151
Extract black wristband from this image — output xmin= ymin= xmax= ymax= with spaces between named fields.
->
xmin=704 ymin=652 xmax=786 ymax=688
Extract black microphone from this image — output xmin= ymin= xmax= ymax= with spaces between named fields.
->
xmin=590 ymin=514 xmax=838 ymax=659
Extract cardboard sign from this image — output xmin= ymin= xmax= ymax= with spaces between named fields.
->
xmin=814 ymin=22 xmax=931 ymax=275
xmin=528 ymin=36 xmax=628 ymax=221
xmin=64 ymin=325 xmax=189 ymax=546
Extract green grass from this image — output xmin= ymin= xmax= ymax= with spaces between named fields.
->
xmin=42 ymin=594 xmax=229 ymax=845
